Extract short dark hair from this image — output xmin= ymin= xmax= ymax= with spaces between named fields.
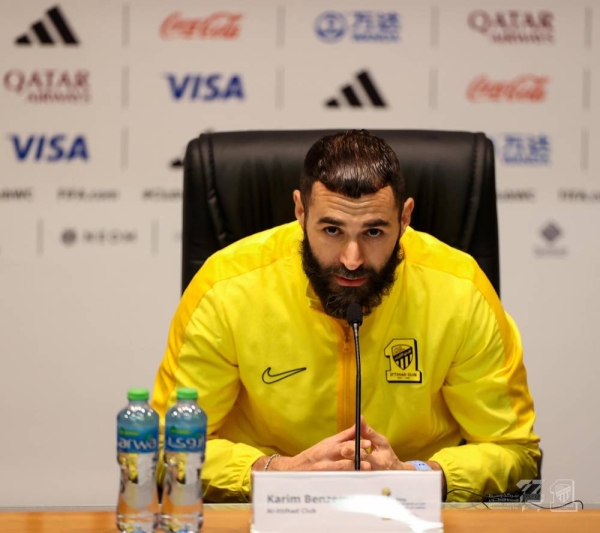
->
xmin=299 ymin=130 xmax=405 ymax=215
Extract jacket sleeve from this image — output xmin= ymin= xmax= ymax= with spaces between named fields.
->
xmin=150 ymin=270 xmax=265 ymax=503
xmin=429 ymin=275 xmax=541 ymax=502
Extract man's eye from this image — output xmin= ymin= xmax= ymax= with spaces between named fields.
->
xmin=366 ymin=228 xmax=381 ymax=237
xmin=324 ymin=227 xmax=339 ymax=236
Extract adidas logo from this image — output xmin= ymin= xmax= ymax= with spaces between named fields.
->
xmin=15 ymin=5 xmax=79 ymax=46
xmin=325 ymin=70 xmax=387 ymax=108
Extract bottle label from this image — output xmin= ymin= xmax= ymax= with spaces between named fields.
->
xmin=165 ymin=426 xmax=206 ymax=452
xmin=118 ymin=453 xmax=158 ymax=509
xmin=117 ymin=426 xmax=159 ymax=454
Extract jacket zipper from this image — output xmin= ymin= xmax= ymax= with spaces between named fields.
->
xmin=338 ymin=325 xmax=356 ymax=432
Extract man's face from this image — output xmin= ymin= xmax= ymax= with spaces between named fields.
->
xmin=294 ymin=182 xmax=413 ymax=319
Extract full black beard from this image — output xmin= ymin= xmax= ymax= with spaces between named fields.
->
xmin=301 ymin=233 xmax=402 ymax=319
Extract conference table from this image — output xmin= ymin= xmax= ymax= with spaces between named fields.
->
xmin=2 ymin=503 xmax=600 ymax=533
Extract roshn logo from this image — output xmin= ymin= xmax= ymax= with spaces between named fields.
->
xmin=534 ymin=222 xmax=567 ymax=257
xmin=166 ymin=73 xmax=244 ymax=101
xmin=541 ymin=222 xmax=561 ymax=243
xmin=384 ymin=339 xmax=422 ymax=383
xmin=493 ymin=134 xmax=551 ymax=165
xmin=15 ymin=5 xmax=79 ymax=46
xmin=325 ymin=70 xmax=387 ymax=108
xmin=468 ymin=11 xmax=554 ymax=44
xmin=9 ymin=134 xmax=89 ymax=162
xmin=315 ymin=11 xmax=400 ymax=43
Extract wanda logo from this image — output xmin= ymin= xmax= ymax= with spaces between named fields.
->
xmin=160 ymin=12 xmax=242 ymax=39
xmin=467 ymin=75 xmax=548 ymax=102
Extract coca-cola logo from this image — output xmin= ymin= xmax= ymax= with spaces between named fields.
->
xmin=160 ymin=12 xmax=243 ymax=40
xmin=467 ymin=75 xmax=549 ymax=103
xmin=468 ymin=10 xmax=554 ymax=43
xmin=3 ymin=69 xmax=90 ymax=103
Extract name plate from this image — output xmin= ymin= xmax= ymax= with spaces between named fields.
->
xmin=251 ymin=471 xmax=443 ymax=533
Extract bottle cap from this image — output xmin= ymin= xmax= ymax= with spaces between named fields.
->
xmin=127 ymin=388 xmax=149 ymax=401
xmin=177 ymin=387 xmax=198 ymax=400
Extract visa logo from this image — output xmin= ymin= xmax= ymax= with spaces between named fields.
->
xmin=166 ymin=73 xmax=244 ymax=100
xmin=10 ymin=134 xmax=89 ymax=161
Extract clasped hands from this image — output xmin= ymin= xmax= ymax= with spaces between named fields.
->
xmin=255 ymin=417 xmax=413 ymax=472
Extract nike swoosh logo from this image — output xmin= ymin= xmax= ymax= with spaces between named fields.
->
xmin=262 ymin=366 xmax=307 ymax=384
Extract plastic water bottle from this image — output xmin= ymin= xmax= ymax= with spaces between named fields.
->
xmin=117 ymin=388 xmax=160 ymax=533
xmin=161 ymin=387 xmax=207 ymax=533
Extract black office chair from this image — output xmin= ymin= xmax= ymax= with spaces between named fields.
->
xmin=181 ymin=129 xmax=500 ymax=296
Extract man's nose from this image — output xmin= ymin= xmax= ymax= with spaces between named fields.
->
xmin=340 ymin=241 xmax=364 ymax=271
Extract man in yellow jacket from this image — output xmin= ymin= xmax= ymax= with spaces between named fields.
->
xmin=151 ymin=130 xmax=541 ymax=503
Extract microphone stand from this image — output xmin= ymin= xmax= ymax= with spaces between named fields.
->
xmin=351 ymin=322 xmax=361 ymax=471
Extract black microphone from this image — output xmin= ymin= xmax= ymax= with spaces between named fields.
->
xmin=346 ymin=302 xmax=363 ymax=471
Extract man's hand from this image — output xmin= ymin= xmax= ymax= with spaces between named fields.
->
xmin=253 ymin=418 xmax=447 ymax=497
xmin=358 ymin=418 xmax=447 ymax=496
xmin=358 ymin=418 xmax=407 ymax=471
xmin=252 ymin=425 xmax=371 ymax=471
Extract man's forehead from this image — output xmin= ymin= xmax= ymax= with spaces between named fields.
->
xmin=308 ymin=182 xmax=398 ymax=219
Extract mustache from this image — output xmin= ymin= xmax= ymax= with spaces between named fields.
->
xmin=330 ymin=266 xmax=373 ymax=279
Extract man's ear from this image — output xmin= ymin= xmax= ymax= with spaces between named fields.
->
xmin=293 ymin=190 xmax=305 ymax=226
xmin=401 ymin=198 xmax=414 ymax=235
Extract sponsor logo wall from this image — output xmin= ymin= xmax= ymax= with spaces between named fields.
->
xmin=1 ymin=0 xmax=599 ymax=508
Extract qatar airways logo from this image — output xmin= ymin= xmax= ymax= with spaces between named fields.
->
xmin=160 ymin=11 xmax=242 ymax=40
xmin=3 ymin=69 xmax=90 ymax=103
xmin=468 ymin=10 xmax=554 ymax=43
xmin=467 ymin=75 xmax=548 ymax=103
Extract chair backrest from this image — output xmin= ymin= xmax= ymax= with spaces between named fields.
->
xmin=181 ymin=129 xmax=499 ymax=296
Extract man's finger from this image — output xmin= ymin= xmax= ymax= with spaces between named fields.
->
xmin=326 ymin=459 xmax=357 ymax=471
xmin=339 ymin=438 xmax=372 ymax=451
xmin=327 ymin=424 xmax=357 ymax=444
xmin=361 ymin=422 xmax=388 ymax=446
xmin=360 ymin=460 xmax=372 ymax=471
xmin=339 ymin=443 xmax=370 ymax=460
xmin=329 ymin=459 xmax=372 ymax=471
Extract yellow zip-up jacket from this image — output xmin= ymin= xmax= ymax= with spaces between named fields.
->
xmin=151 ymin=222 xmax=540 ymax=502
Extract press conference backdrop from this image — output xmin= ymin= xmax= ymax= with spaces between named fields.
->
xmin=0 ymin=0 xmax=598 ymax=507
